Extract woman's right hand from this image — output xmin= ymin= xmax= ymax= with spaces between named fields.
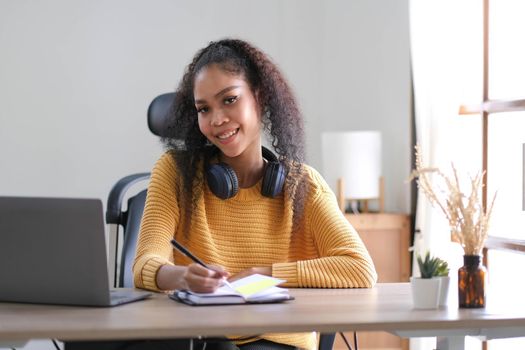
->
xmin=156 ymin=263 xmax=230 ymax=292
xmin=183 ymin=263 xmax=230 ymax=293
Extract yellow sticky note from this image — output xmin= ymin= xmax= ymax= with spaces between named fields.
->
xmin=235 ymin=279 xmax=278 ymax=297
xmin=231 ymin=274 xmax=284 ymax=298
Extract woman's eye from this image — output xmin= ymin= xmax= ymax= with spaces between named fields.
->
xmin=196 ymin=106 xmax=208 ymax=114
xmin=224 ymin=96 xmax=238 ymax=105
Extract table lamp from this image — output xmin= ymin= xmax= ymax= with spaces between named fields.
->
xmin=321 ymin=131 xmax=384 ymax=213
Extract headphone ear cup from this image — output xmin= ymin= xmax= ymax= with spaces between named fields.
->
xmin=261 ymin=162 xmax=285 ymax=198
xmin=207 ymin=163 xmax=239 ymax=200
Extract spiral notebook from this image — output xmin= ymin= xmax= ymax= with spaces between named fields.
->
xmin=170 ymin=274 xmax=293 ymax=305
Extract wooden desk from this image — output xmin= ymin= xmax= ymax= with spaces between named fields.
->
xmin=1 ymin=284 xmax=524 ymax=350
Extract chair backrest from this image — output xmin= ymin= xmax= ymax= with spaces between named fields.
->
xmin=120 ymin=190 xmax=147 ymax=287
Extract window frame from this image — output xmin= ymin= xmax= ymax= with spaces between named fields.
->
xmin=458 ymin=0 xmax=525 ymax=255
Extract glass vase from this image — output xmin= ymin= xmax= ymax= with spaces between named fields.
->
xmin=458 ymin=255 xmax=486 ymax=308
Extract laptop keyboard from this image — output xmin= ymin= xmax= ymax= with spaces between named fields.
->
xmin=110 ymin=290 xmax=134 ymax=299
xmin=109 ymin=289 xmax=152 ymax=305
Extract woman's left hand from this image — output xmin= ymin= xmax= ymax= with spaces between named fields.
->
xmin=228 ymin=266 xmax=271 ymax=282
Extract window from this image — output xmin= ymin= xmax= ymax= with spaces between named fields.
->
xmin=458 ymin=0 xmax=525 ymax=348
xmin=410 ymin=1 xmax=524 ymax=346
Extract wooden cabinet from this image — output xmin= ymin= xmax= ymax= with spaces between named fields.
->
xmin=333 ymin=213 xmax=411 ymax=350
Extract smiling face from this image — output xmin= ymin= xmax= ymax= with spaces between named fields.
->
xmin=194 ymin=64 xmax=262 ymax=160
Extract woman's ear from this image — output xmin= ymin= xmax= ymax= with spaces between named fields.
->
xmin=254 ymin=89 xmax=264 ymax=117
xmin=253 ymin=88 xmax=262 ymax=104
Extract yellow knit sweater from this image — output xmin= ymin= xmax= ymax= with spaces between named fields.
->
xmin=133 ymin=152 xmax=377 ymax=350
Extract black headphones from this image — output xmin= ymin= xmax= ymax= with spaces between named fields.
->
xmin=206 ymin=146 xmax=285 ymax=200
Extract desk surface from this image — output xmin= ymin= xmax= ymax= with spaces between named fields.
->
xmin=1 ymin=283 xmax=525 ymax=342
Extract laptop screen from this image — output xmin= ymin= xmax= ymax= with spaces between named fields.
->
xmin=0 ymin=197 xmax=113 ymax=306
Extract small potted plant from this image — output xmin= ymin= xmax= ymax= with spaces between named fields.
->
xmin=409 ymin=145 xmax=496 ymax=308
xmin=411 ymin=252 xmax=447 ymax=309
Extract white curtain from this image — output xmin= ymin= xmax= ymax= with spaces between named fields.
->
xmin=410 ymin=0 xmax=482 ymax=349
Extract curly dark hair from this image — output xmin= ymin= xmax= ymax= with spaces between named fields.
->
xmin=162 ymin=38 xmax=306 ymax=237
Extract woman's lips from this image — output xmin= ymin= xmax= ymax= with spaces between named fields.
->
xmin=216 ymin=128 xmax=239 ymax=143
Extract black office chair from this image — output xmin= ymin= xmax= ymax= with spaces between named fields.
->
xmin=105 ymin=93 xmax=175 ymax=289
xmin=104 ymin=93 xmax=337 ymax=350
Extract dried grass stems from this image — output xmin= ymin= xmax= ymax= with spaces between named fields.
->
xmin=409 ymin=146 xmax=497 ymax=255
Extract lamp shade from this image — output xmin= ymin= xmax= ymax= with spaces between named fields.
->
xmin=321 ymin=131 xmax=382 ymax=199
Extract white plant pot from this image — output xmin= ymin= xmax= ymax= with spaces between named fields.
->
xmin=437 ymin=276 xmax=450 ymax=307
xmin=410 ymin=277 xmax=441 ymax=309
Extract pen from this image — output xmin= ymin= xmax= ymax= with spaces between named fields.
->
xmin=170 ymin=239 xmax=234 ymax=289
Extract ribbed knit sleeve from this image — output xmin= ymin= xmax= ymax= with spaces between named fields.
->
xmin=273 ymin=171 xmax=377 ymax=289
xmin=133 ymin=153 xmax=179 ymax=291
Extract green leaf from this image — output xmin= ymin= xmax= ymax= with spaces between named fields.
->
xmin=416 ymin=251 xmax=448 ymax=278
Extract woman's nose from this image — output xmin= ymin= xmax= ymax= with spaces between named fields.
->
xmin=211 ymin=109 xmax=229 ymax=126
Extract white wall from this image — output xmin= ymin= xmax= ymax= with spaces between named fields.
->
xmin=0 ymin=0 xmax=410 ymax=213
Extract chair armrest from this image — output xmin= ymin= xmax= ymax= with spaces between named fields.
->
xmin=106 ymin=173 xmax=150 ymax=225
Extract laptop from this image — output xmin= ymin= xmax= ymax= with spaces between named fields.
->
xmin=0 ymin=196 xmax=152 ymax=306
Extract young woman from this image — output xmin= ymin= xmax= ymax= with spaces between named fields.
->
xmin=133 ymin=38 xmax=377 ymax=350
